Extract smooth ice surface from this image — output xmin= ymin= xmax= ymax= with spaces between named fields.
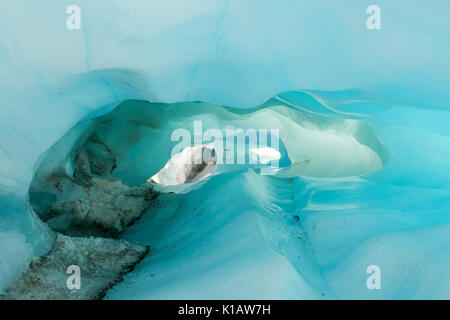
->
xmin=0 ymin=0 xmax=449 ymax=299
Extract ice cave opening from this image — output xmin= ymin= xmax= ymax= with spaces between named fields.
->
xmin=28 ymin=98 xmax=386 ymax=236
xmin=11 ymin=97 xmax=387 ymax=299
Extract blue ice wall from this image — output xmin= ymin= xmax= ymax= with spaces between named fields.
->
xmin=0 ymin=1 xmax=449 ymax=298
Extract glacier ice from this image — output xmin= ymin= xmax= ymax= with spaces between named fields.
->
xmin=0 ymin=0 xmax=449 ymax=300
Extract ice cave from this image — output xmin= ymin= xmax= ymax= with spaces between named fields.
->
xmin=0 ymin=1 xmax=449 ymax=300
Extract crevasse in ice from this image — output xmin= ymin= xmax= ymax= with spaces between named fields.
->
xmin=0 ymin=0 xmax=449 ymax=299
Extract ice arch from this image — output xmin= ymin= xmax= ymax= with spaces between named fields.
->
xmin=28 ymin=97 xmax=386 ymax=234
xmin=0 ymin=0 xmax=448 ymax=300
xmin=8 ymin=96 xmax=380 ymax=298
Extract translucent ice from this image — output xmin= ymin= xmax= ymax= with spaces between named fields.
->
xmin=0 ymin=0 xmax=449 ymax=299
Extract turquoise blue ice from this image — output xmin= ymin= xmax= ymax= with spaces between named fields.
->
xmin=0 ymin=0 xmax=449 ymax=299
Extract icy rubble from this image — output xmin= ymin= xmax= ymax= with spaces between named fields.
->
xmin=1 ymin=234 xmax=148 ymax=300
xmin=48 ymin=150 xmax=157 ymax=236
